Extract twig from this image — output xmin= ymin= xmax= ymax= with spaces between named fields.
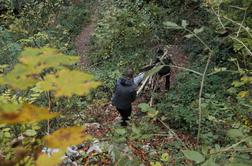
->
xmin=184 ymin=28 xmax=213 ymax=145
xmin=236 ymin=9 xmax=247 ymax=37
xmin=46 ymin=91 xmax=52 ymax=135
xmin=158 ymin=119 xmax=189 ymax=150
xmin=209 ymin=136 xmax=252 ymax=155
xmin=197 ymin=52 xmax=212 ymax=145
xmin=229 ymin=36 xmax=252 ymax=56
xmin=137 ymin=76 xmax=150 ymax=95
xmin=222 ymin=15 xmax=252 ymax=38
xmin=217 ymin=0 xmax=225 ymax=29
xmin=207 ymin=69 xmax=240 ymax=76
xmin=211 ymin=5 xmax=252 ymax=38
xmin=149 ymin=75 xmax=158 ymax=106
xmin=168 ymin=65 xmax=203 ymax=76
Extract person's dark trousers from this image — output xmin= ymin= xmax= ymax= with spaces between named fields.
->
xmin=116 ymin=107 xmax=132 ymax=126
xmin=165 ymin=75 xmax=170 ymax=90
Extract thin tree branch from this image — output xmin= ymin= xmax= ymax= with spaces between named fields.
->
xmin=137 ymin=76 xmax=150 ymax=95
xmin=236 ymin=9 xmax=247 ymax=37
xmin=211 ymin=5 xmax=252 ymax=38
xmin=197 ymin=52 xmax=212 ymax=145
xmin=184 ymin=28 xmax=213 ymax=145
xmin=168 ymin=65 xmax=203 ymax=76
xmin=158 ymin=119 xmax=189 ymax=150
xmin=229 ymin=36 xmax=252 ymax=56
xmin=222 ymin=16 xmax=252 ymax=38
xmin=209 ymin=136 xmax=252 ymax=155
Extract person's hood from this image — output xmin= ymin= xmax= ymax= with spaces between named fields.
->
xmin=119 ymin=77 xmax=134 ymax=86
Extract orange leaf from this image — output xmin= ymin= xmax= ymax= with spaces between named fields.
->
xmin=0 ymin=104 xmax=59 ymax=124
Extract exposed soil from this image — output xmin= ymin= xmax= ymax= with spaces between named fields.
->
xmin=74 ymin=9 xmax=97 ymax=69
xmin=168 ymin=45 xmax=189 ymax=87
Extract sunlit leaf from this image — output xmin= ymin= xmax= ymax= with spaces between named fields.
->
xmin=185 ymin=34 xmax=195 ymax=39
xmin=238 ymin=91 xmax=249 ymax=98
xmin=36 ymin=150 xmax=65 ymax=166
xmin=181 ymin=20 xmax=188 ymax=28
xmin=0 ymin=64 xmax=8 ymax=72
xmin=227 ymin=129 xmax=244 ymax=139
xmin=19 ymin=47 xmax=79 ymax=74
xmin=150 ymin=161 xmax=162 ymax=166
xmin=0 ymin=104 xmax=59 ymax=124
xmin=37 ymin=69 xmax=101 ymax=97
xmin=163 ymin=21 xmax=182 ymax=29
xmin=0 ymin=64 xmax=38 ymax=89
xmin=24 ymin=129 xmax=37 ymax=137
xmin=241 ymin=76 xmax=252 ymax=84
xmin=43 ymin=127 xmax=92 ymax=149
xmin=161 ymin=153 xmax=170 ymax=162
xmin=182 ymin=150 xmax=205 ymax=163
xmin=0 ymin=47 xmax=79 ymax=90
xmin=147 ymin=110 xmax=159 ymax=118
xmin=232 ymin=81 xmax=245 ymax=88
xmin=193 ymin=27 xmax=204 ymax=34
xmin=0 ymin=101 xmax=22 ymax=113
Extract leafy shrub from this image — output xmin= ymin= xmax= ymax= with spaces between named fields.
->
xmin=0 ymin=27 xmax=21 ymax=65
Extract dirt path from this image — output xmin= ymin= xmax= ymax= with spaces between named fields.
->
xmin=75 ymin=15 xmax=96 ymax=69
xmin=168 ymin=45 xmax=189 ymax=87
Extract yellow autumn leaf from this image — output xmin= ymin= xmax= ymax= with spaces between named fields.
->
xmin=37 ymin=69 xmax=101 ymax=97
xmin=43 ymin=126 xmax=92 ymax=149
xmin=238 ymin=91 xmax=249 ymax=98
xmin=20 ymin=47 xmax=79 ymax=74
xmin=0 ymin=47 xmax=79 ymax=90
xmin=241 ymin=76 xmax=252 ymax=84
xmin=36 ymin=150 xmax=65 ymax=166
xmin=0 ymin=104 xmax=59 ymax=124
xmin=0 ymin=101 xmax=22 ymax=113
xmin=0 ymin=64 xmax=38 ymax=90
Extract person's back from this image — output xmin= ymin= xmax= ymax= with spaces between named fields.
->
xmin=112 ymin=69 xmax=136 ymax=126
xmin=112 ymin=77 xmax=136 ymax=109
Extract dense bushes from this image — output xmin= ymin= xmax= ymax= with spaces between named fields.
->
xmin=0 ymin=27 xmax=21 ymax=65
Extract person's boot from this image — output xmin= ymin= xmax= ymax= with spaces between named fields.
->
xmin=120 ymin=120 xmax=128 ymax=126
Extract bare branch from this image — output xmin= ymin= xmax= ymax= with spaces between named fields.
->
xmin=158 ymin=119 xmax=189 ymax=150
xmin=230 ymin=36 xmax=252 ymax=56
xmin=236 ymin=9 xmax=247 ymax=37
xmin=168 ymin=65 xmax=203 ymax=76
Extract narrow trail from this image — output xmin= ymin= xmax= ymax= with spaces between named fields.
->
xmin=74 ymin=13 xmax=97 ymax=69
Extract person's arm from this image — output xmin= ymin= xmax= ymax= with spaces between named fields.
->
xmin=134 ymin=72 xmax=145 ymax=86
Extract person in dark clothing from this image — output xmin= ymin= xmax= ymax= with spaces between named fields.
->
xmin=155 ymin=53 xmax=173 ymax=90
xmin=112 ymin=69 xmax=137 ymax=126
xmin=140 ymin=48 xmax=173 ymax=90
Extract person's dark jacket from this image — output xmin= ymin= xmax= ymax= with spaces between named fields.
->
xmin=112 ymin=77 xmax=137 ymax=109
xmin=157 ymin=57 xmax=172 ymax=76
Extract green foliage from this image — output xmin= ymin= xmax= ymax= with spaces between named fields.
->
xmin=0 ymin=27 xmax=21 ymax=65
xmin=182 ymin=150 xmax=205 ymax=164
